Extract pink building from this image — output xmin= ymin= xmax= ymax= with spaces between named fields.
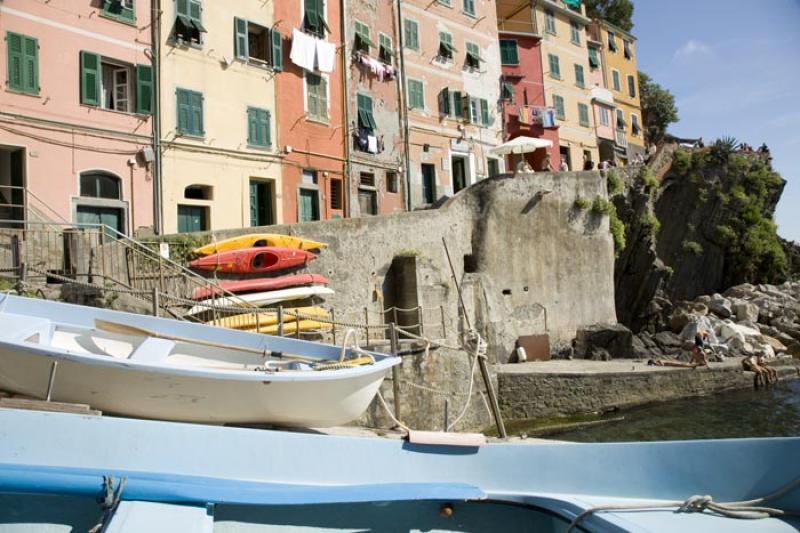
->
xmin=587 ymin=24 xmax=616 ymax=164
xmin=498 ymin=33 xmax=560 ymax=171
xmin=0 ymin=0 xmax=154 ymax=234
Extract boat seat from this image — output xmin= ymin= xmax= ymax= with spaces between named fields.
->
xmin=0 ymin=314 xmax=53 ymax=345
xmin=128 ymin=337 xmax=175 ymax=364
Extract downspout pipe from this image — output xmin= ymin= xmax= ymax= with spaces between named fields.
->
xmin=339 ymin=0 xmax=352 ymax=218
xmin=395 ymin=0 xmax=412 ymax=211
xmin=151 ymin=0 xmax=163 ymax=235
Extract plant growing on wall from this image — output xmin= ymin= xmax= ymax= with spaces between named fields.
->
xmin=606 ymin=170 xmax=623 ymax=196
xmin=682 ymin=240 xmax=703 ymax=256
xmin=574 ymin=197 xmax=591 ymax=209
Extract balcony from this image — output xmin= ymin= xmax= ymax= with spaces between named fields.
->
xmin=615 ymin=129 xmax=628 ymax=148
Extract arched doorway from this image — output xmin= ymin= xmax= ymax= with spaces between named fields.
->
xmin=74 ymin=171 xmax=126 ymax=235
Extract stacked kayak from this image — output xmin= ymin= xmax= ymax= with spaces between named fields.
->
xmin=188 ymin=247 xmax=317 ymax=274
xmin=192 ymin=233 xmax=328 ymax=255
xmin=191 ymin=274 xmax=330 ymax=300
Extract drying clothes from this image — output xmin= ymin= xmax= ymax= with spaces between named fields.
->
xmin=290 ymin=29 xmax=316 ymax=71
xmin=316 ymin=39 xmax=336 ymax=73
xmin=518 ymin=106 xmax=530 ymax=125
xmin=367 ymin=135 xmax=379 ymax=154
xmin=542 ymin=109 xmax=556 ymax=128
xmin=355 ymin=129 xmax=370 ymax=152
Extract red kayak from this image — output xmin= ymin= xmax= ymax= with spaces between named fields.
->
xmin=191 ymin=274 xmax=330 ymax=300
xmin=188 ymin=247 xmax=317 ymax=274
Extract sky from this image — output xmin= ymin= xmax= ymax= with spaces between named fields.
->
xmin=632 ymin=0 xmax=800 ymax=242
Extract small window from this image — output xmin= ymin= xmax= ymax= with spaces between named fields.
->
xmin=174 ymin=0 xmax=205 ymax=45
xmin=611 ymin=69 xmax=621 ymax=91
xmin=499 ymin=40 xmax=519 ymax=65
xmin=553 ymin=95 xmax=565 ymax=120
xmin=548 ymin=54 xmax=561 ymax=79
xmin=631 ymin=114 xmax=641 ymax=136
xmin=487 ymin=159 xmax=499 ymax=177
xmin=302 ymin=169 xmax=318 ymax=184
xmin=80 ymin=172 xmax=121 ymax=199
xmin=360 ymin=172 xmax=375 ymax=187
xmin=463 ymin=0 xmax=475 ymax=16
xmin=354 ymin=21 xmax=374 ymax=53
xmin=404 ymin=19 xmax=419 ymax=51
xmin=501 ymin=81 xmax=514 ymax=102
xmin=574 ymin=64 xmax=585 ymax=88
xmin=330 ymin=178 xmax=343 ymax=209
xmin=616 ymin=109 xmax=625 ymax=130
xmin=178 ymin=204 xmax=208 ymax=233
xmin=439 ymin=32 xmax=456 ymax=60
xmin=100 ymin=59 xmax=132 ymax=112
xmin=386 ymin=171 xmax=398 ymax=193
xmin=303 ymin=0 xmax=330 ymax=38
xmin=627 ymin=75 xmax=636 ymax=98
xmin=438 ymin=0 xmax=451 ymax=5
xmin=623 ymin=40 xmax=632 ymax=59
xmin=607 ymin=31 xmax=617 ymax=52
xmin=570 ymin=21 xmax=581 ymax=45
xmin=465 ymin=42 xmax=482 ymax=69
xmin=306 ymin=72 xmax=328 ymax=122
xmin=588 ymin=47 xmax=599 ymax=69
xmin=357 ymin=93 xmax=377 ymax=133
xmin=247 ymin=107 xmax=271 ymax=147
xmin=544 ymin=10 xmax=556 ymax=34
xmin=407 ymin=79 xmax=424 ymax=110
xmin=467 ymin=97 xmax=490 ymax=126
xmin=578 ymin=103 xmax=590 ymax=127
xmin=176 ymin=88 xmax=204 ymax=136
xmin=79 ymin=52 xmax=153 ymax=115
xmin=101 ymin=0 xmax=135 ymax=24
xmin=379 ymin=34 xmax=393 ymax=64
xmin=599 ymin=106 xmax=610 ymax=127
xmin=239 ymin=20 xmax=270 ymax=63
xmin=185 ymin=185 xmax=212 ymax=199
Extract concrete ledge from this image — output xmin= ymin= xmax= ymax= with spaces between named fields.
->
xmin=497 ymin=357 xmax=800 ymax=420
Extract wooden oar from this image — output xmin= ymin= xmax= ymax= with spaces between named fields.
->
xmin=94 ymin=319 xmax=321 ymax=363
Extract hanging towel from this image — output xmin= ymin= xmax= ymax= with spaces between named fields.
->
xmin=291 ymin=29 xmax=317 ymax=71
xmin=367 ymin=135 xmax=379 ymax=154
xmin=356 ymin=129 xmax=370 ymax=152
xmin=316 ymin=39 xmax=336 ymax=73
xmin=518 ymin=106 xmax=530 ymax=124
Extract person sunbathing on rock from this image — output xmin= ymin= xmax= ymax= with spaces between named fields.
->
xmin=757 ymin=354 xmax=778 ymax=385
xmin=742 ymin=355 xmax=777 ymax=387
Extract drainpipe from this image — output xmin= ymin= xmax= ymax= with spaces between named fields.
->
xmin=339 ymin=0 xmax=352 ymax=217
xmin=395 ymin=0 xmax=412 ymax=211
xmin=151 ymin=0 xmax=163 ymax=234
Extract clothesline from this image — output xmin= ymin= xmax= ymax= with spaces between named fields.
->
xmin=290 ymin=28 xmax=336 ymax=73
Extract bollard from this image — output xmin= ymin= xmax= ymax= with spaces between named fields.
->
xmin=390 ymin=323 xmax=401 ymax=424
xmin=151 ymin=287 xmax=160 ymax=317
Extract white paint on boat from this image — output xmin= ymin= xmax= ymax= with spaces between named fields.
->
xmin=187 ymin=286 xmax=336 ymax=315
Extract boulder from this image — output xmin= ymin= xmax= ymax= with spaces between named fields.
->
xmin=719 ymin=321 xmax=760 ymax=341
xmin=653 ymin=331 xmax=685 ymax=351
xmin=708 ymin=294 xmax=733 ymax=318
xmin=680 ymin=315 xmax=720 ymax=345
xmin=669 ymin=310 xmax=692 ymax=333
xmin=736 ymin=320 xmax=761 ymax=332
xmin=724 ymin=283 xmax=756 ymax=299
xmin=732 ymin=301 xmax=760 ymax=323
xmin=575 ymin=324 xmax=634 ymax=359
xmin=695 ymin=295 xmax=712 ymax=304
xmin=691 ymin=302 xmax=709 ymax=316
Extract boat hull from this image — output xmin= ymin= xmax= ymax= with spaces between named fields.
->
xmin=188 ymin=247 xmax=316 ymax=274
xmin=192 ymin=274 xmax=330 ymax=300
xmin=187 ymin=287 xmax=335 ymax=315
xmin=193 ymin=234 xmax=328 ymax=256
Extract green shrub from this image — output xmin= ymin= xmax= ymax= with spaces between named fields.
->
xmin=574 ymin=197 xmax=591 ymax=209
xmin=641 ymin=212 xmax=661 ymax=236
xmin=664 ymin=265 xmax=674 ymax=275
xmin=715 ymin=224 xmax=736 ymax=245
xmin=609 ymin=212 xmax=626 ymax=254
xmin=638 ymin=166 xmax=658 ymax=191
xmin=396 ymin=248 xmax=423 ymax=258
xmin=671 ymin=149 xmax=692 ymax=176
xmin=682 ymin=240 xmax=703 ymax=256
xmin=591 ymin=197 xmax=614 ymax=216
xmin=606 ymin=170 xmax=623 ymax=196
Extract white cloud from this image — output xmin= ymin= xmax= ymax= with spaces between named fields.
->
xmin=672 ymin=39 xmax=714 ymax=62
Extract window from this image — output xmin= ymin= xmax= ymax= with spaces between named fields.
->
xmin=303 ymin=0 xmax=329 ymax=38
xmin=439 ymin=32 xmax=456 ymax=60
xmin=487 ymin=159 xmax=499 ymax=178
xmin=465 ymin=42 xmax=482 ymax=69
xmin=303 ymin=169 xmax=318 ymax=184
xmin=178 ymin=205 xmax=208 ymax=233
xmin=330 ymin=178 xmax=343 ymax=209
xmin=438 ymin=0 xmax=451 ymax=5
xmin=627 ymin=74 xmax=636 ymax=98
xmin=544 ymin=10 xmax=556 ymax=34
xmin=379 ymin=34 xmax=393 ymax=64
xmin=611 ymin=69 xmax=621 ymax=91
xmin=467 ymin=97 xmax=490 ymax=126
xmin=176 ymin=88 xmax=204 ymax=136
xmin=386 ymin=171 xmax=398 ymax=193
xmin=578 ymin=103 xmax=590 ymax=127
xmin=616 ymin=109 xmax=625 ymax=130
xmin=357 ymin=93 xmax=377 ymax=132
xmin=298 ymin=188 xmax=320 ymax=222
xmin=249 ymin=180 xmax=274 ymax=227
xmin=501 ymin=81 xmax=514 ymax=102
xmin=553 ymin=95 xmax=565 ymax=120
xmin=305 ymin=72 xmax=328 ymax=122
xmin=6 ymin=32 xmax=39 ymax=96
xmin=421 ymin=163 xmax=436 ymax=204
xmin=404 ymin=19 xmax=419 ymax=50
xmin=631 ymin=114 xmax=640 ymax=136
xmin=574 ymin=64 xmax=585 ymax=88
xmin=247 ymin=107 xmax=271 ymax=147
xmin=77 ymin=171 xmax=125 ymax=235
xmin=570 ymin=21 xmax=581 ymax=45
xmin=81 ymin=172 xmax=121 ymax=199
xmin=407 ymin=79 xmax=424 ymax=110
xmin=174 ymin=0 xmax=205 ymax=45
xmin=451 ymin=90 xmax=463 ymax=118
xmin=358 ymin=187 xmax=378 ymax=215
xmin=623 ymin=39 xmax=632 ymax=59
xmin=79 ymin=52 xmax=153 ymax=114
xmin=101 ymin=0 xmax=135 ymax=24
xmin=463 ymin=0 xmax=475 ymax=16
xmin=548 ymin=54 xmax=561 ymax=79
xmin=354 ymin=21 xmax=374 ymax=53
xmin=607 ymin=31 xmax=617 ymax=52
xmin=234 ymin=18 xmax=282 ymax=70
xmin=360 ymin=172 xmax=375 ymax=187
xmin=185 ymin=185 xmax=212 ymax=199
xmin=499 ymin=40 xmax=519 ymax=65
xmin=588 ymin=47 xmax=599 ymax=69
xmin=599 ymin=106 xmax=610 ymax=127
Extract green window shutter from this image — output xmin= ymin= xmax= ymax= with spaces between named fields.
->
xmin=628 ymin=75 xmax=636 ymax=97
xmin=439 ymin=88 xmax=450 ymax=115
xmin=23 ymin=36 xmax=38 ymax=95
xmin=6 ymin=32 xmax=24 ymax=92
xmin=463 ymin=0 xmax=475 ymax=16
xmin=247 ymin=107 xmax=258 ymax=145
xmin=80 ymin=51 xmax=100 ymax=106
xmin=408 ymin=80 xmax=423 ymax=109
xmin=548 ymin=54 xmax=560 ymax=79
xmin=501 ymin=82 xmax=514 ymax=101
xmin=271 ymin=31 xmax=283 ymax=70
xmin=176 ymin=89 xmax=189 ymax=133
xmin=379 ymin=34 xmax=392 ymax=64
xmin=553 ymin=95 xmax=564 ymax=120
xmin=357 ymin=94 xmax=376 ymax=130
xmin=319 ymin=76 xmax=328 ymax=120
xmin=570 ymin=22 xmax=580 ymax=44
xmin=177 ymin=0 xmax=189 ymax=17
xmin=189 ymin=0 xmax=201 ymax=21
xmin=451 ymin=90 xmax=462 ymax=118
xmin=234 ymin=17 xmax=248 ymax=58
xmin=191 ymin=91 xmax=203 ymax=135
xmin=612 ymin=70 xmax=620 ymax=91
xmin=500 ymin=40 xmax=518 ymax=65
xmin=404 ymin=19 xmax=419 ymax=50
xmin=545 ymin=10 xmax=556 ymax=33
xmin=588 ymin=47 xmax=599 ymax=68
xmin=135 ymin=64 xmax=153 ymax=114
xmin=574 ymin=64 xmax=584 ymax=88
xmin=264 ymin=110 xmax=272 ymax=145
xmin=578 ymin=103 xmax=589 ymax=126
xmin=480 ymin=98 xmax=489 ymax=126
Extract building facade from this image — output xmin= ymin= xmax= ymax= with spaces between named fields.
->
xmin=594 ymin=19 xmax=645 ymax=164
xmin=533 ymin=0 xmax=598 ymax=170
xmin=1 ymin=0 xmax=154 ymax=234
xmin=275 ymin=0 xmax=346 ymax=223
xmin=586 ymin=27 xmax=616 ymax=164
xmin=345 ymin=0 xmax=406 ymax=216
xmin=400 ymin=0 xmax=505 ymax=208
xmin=158 ymin=0 xmax=283 ymax=234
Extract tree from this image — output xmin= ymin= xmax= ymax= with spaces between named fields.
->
xmin=638 ymin=71 xmax=679 ymax=146
xmin=583 ymin=0 xmax=635 ymax=31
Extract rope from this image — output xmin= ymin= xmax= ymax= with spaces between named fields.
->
xmin=566 ymin=476 xmax=800 ymax=532
xmin=446 ymin=330 xmax=485 ymax=432
xmin=376 ymin=390 xmax=411 ymax=432
xmin=89 ymin=475 xmax=126 ymax=533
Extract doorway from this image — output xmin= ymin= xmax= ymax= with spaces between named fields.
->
xmin=0 ymin=146 xmax=25 ymax=226
xmin=249 ymin=179 xmax=275 ymax=227
xmin=421 ymin=163 xmax=436 ymax=204
xmin=559 ymin=145 xmax=571 ymax=171
xmin=452 ymin=156 xmax=468 ymax=193
xmin=298 ymin=188 xmax=319 ymax=222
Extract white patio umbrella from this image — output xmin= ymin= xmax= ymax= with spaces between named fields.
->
xmin=490 ymin=136 xmax=553 ymax=156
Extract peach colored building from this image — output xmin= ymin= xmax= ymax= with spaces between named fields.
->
xmin=0 ymin=0 xmax=154 ymax=234
xmin=275 ymin=0 xmax=346 ymax=223
xmin=586 ymin=25 xmax=616 ymax=163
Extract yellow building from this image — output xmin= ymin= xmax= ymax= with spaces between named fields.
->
xmin=534 ymin=0 xmax=598 ymax=170
xmin=158 ymin=0 xmax=283 ymax=234
xmin=594 ymin=19 xmax=645 ymax=164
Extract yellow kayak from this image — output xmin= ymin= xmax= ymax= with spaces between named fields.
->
xmin=193 ymin=234 xmax=328 ymax=256
xmin=244 ymin=319 xmax=334 ymax=335
xmin=207 ymin=306 xmax=330 ymax=330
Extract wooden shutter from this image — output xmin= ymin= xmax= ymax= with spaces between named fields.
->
xmin=189 ymin=0 xmax=201 ymax=21
xmin=80 ymin=51 xmax=100 ymax=106
xmin=234 ymin=18 xmax=248 ymax=58
xmin=176 ymin=0 xmax=189 ymax=16
xmin=247 ymin=108 xmax=258 ymax=144
xmin=135 ymin=64 xmax=153 ymax=114
xmin=439 ymin=88 xmax=450 ymax=115
xmin=319 ymin=75 xmax=328 ymax=119
xmin=191 ymin=91 xmax=203 ymax=135
xmin=452 ymin=90 xmax=462 ymax=118
xmin=271 ymin=30 xmax=283 ymax=71
xmin=6 ymin=33 xmax=23 ymax=92
xmin=22 ymin=36 xmax=38 ymax=94
xmin=177 ymin=89 xmax=190 ymax=133
xmin=264 ymin=110 xmax=271 ymax=145
xmin=480 ymin=98 xmax=489 ymax=126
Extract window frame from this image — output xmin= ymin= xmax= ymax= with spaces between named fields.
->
xmin=599 ymin=106 xmax=610 ymax=127
xmin=247 ymin=106 xmax=272 ymax=148
xmin=499 ymin=39 xmax=519 ymax=65
xmin=303 ymin=0 xmax=330 ymax=38
xmin=357 ymin=92 xmax=378 ymax=132
xmin=100 ymin=0 xmax=136 ymax=25
xmin=379 ymin=33 xmax=393 ymax=64
xmin=463 ymin=0 xmax=476 ymax=17
xmin=407 ymin=78 xmax=425 ymax=110
xmin=607 ymin=31 xmax=617 ymax=52
xmin=176 ymin=87 xmax=204 ymax=137
xmin=578 ymin=103 xmax=590 ymax=127
xmin=548 ymin=53 xmax=561 ymax=80
xmin=553 ymin=95 xmax=565 ymax=120
xmin=305 ymin=71 xmax=329 ymax=123
xmin=386 ymin=171 xmax=399 ymax=193
xmin=574 ymin=63 xmax=585 ymax=88
xmin=544 ymin=10 xmax=556 ymax=34
xmin=627 ymin=74 xmax=636 ymax=98
xmin=570 ymin=21 xmax=581 ymax=45
xmin=438 ymin=32 xmax=456 ymax=60
xmin=354 ymin=20 xmax=374 ymax=53
xmin=631 ymin=113 xmax=641 ymax=136
xmin=404 ymin=18 xmax=420 ymax=51
xmin=465 ymin=42 xmax=482 ymax=70
xmin=623 ymin=39 xmax=632 ymax=60
xmin=611 ymin=69 xmax=621 ymax=91
xmin=174 ymin=0 xmax=206 ymax=46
